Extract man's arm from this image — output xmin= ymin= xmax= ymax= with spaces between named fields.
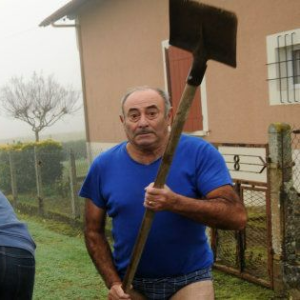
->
xmin=144 ymin=184 xmax=247 ymax=230
xmin=84 ymin=199 xmax=130 ymax=299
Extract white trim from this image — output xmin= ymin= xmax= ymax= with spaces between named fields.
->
xmin=161 ymin=40 xmax=209 ymax=136
xmin=185 ymin=130 xmax=209 ymax=137
xmin=200 ymin=76 xmax=209 ymax=134
xmin=161 ymin=40 xmax=171 ymax=93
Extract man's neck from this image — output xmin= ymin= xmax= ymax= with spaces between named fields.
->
xmin=126 ymin=139 xmax=169 ymax=165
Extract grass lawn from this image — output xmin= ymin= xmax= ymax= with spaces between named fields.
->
xmin=23 ymin=214 xmax=106 ymax=300
xmin=20 ymin=214 xmax=278 ymax=300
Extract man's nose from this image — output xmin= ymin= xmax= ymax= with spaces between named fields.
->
xmin=138 ymin=114 xmax=149 ymax=127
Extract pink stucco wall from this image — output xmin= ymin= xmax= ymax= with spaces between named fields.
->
xmin=77 ymin=0 xmax=300 ymax=145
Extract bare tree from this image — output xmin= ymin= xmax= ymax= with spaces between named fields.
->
xmin=0 ymin=72 xmax=82 ymax=141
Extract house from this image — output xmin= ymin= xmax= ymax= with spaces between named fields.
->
xmin=40 ymin=0 xmax=300 ymax=160
xmin=40 ymin=0 xmax=300 ymax=159
xmin=40 ymin=1 xmax=300 ymax=295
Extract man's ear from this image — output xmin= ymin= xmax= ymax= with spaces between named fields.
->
xmin=119 ymin=115 xmax=124 ymax=123
xmin=167 ymin=107 xmax=173 ymax=125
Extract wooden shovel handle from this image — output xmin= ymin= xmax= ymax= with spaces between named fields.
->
xmin=122 ymin=84 xmax=198 ymax=292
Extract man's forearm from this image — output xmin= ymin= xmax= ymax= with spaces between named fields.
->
xmin=84 ymin=230 xmax=121 ymax=289
xmin=173 ymin=194 xmax=246 ymax=230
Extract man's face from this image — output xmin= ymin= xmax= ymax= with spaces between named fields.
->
xmin=120 ymin=89 xmax=172 ymax=151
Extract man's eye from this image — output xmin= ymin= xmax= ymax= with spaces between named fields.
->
xmin=128 ymin=113 xmax=140 ymax=121
xmin=147 ymin=111 xmax=158 ymax=119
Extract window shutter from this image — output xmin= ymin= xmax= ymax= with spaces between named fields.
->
xmin=166 ymin=46 xmax=203 ymax=132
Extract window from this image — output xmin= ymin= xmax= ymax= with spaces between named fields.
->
xmin=293 ymin=49 xmax=300 ymax=85
xmin=267 ymin=29 xmax=300 ymax=105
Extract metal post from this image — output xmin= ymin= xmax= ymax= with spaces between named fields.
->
xmin=34 ymin=146 xmax=44 ymax=216
xmin=69 ymin=150 xmax=80 ymax=219
xmin=8 ymin=150 xmax=18 ymax=206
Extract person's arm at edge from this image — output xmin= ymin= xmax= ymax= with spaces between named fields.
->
xmin=84 ymin=199 xmax=130 ymax=299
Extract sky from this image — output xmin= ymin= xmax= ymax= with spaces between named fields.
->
xmin=0 ymin=0 xmax=85 ymax=141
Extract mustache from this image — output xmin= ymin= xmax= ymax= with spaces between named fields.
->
xmin=134 ymin=129 xmax=156 ymax=137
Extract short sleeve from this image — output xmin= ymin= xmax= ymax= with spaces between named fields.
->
xmin=196 ymin=143 xmax=232 ymax=196
xmin=79 ymin=156 xmax=106 ymax=208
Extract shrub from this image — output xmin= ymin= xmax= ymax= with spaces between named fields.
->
xmin=61 ymin=139 xmax=87 ymax=160
xmin=0 ymin=140 xmax=64 ymax=194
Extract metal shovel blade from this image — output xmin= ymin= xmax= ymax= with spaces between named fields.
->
xmin=170 ymin=0 xmax=237 ymax=81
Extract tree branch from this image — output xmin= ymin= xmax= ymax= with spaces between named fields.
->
xmin=0 ymin=72 xmax=82 ymax=141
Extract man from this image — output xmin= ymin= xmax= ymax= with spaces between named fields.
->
xmin=0 ymin=190 xmax=36 ymax=300
xmin=80 ymin=86 xmax=247 ymax=300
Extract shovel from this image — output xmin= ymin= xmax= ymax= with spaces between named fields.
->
xmin=122 ymin=0 xmax=237 ymax=292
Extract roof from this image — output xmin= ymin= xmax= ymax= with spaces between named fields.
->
xmin=39 ymin=0 xmax=90 ymax=27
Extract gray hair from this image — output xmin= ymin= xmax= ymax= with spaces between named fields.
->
xmin=120 ymin=86 xmax=172 ymax=117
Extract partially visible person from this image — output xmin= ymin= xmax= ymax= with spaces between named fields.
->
xmin=0 ymin=190 xmax=36 ymax=300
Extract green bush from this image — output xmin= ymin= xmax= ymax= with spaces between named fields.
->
xmin=0 ymin=140 xmax=64 ymax=194
xmin=61 ymin=139 xmax=87 ymax=160
xmin=0 ymin=150 xmax=11 ymax=193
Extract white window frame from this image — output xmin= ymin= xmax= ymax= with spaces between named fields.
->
xmin=266 ymin=28 xmax=300 ymax=105
xmin=161 ymin=40 xmax=209 ymax=136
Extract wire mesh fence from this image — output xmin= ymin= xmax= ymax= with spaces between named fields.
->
xmin=212 ymin=181 xmax=271 ymax=286
xmin=242 ymin=187 xmax=270 ymax=281
xmin=0 ymin=145 xmax=89 ymax=220
xmin=210 ymin=141 xmax=273 ymax=287
xmin=214 ymin=230 xmax=238 ymax=268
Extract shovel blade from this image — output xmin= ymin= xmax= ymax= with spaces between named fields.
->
xmin=169 ymin=0 xmax=237 ymax=68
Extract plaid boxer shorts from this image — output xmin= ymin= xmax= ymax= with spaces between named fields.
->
xmin=132 ymin=267 xmax=213 ymax=300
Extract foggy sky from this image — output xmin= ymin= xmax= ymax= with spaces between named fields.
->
xmin=0 ymin=0 xmax=85 ymax=141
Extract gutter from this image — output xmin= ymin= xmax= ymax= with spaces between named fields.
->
xmin=39 ymin=0 xmax=89 ymax=27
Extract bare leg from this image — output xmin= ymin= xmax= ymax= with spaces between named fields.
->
xmin=170 ymin=280 xmax=214 ymax=300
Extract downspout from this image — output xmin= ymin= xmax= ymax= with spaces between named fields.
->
xmin=50 ymin=20 xmax=92 ymax=163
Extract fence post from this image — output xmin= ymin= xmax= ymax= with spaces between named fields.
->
xmin=8 ymin=150 xmax=18 ymax=206
xmin=34 ymin=146 xmax=44 ymax=216
xmin=268 ymin=123 xmax=287 ymax=295
xmin=69 ymin=150 xmax=80 ymax=219
xmin=281 ymin=127 xmax=300 ymax=299
xmin=268 ymin=123 xmax=300 ymax=299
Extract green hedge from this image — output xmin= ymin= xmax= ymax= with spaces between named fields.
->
xmin=61 ymin=139 xmax=87 ymax=160
xmin=0 ymin=140 xmax=64 ymax=194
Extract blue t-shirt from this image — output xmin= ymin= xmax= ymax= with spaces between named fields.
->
xmin=0 ymin=191 xmax=36 ymax=256
xmin=80 ymin=135 xmax=232 ymax=278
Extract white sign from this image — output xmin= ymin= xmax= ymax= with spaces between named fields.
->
xmin=218 ymin=146 xmax=267 ymax=183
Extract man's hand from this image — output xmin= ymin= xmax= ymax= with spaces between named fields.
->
xmin=108 ymin=282 xmax=131 ymax=300
xmin=144 ymin=183 xmax=178 ymax=212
